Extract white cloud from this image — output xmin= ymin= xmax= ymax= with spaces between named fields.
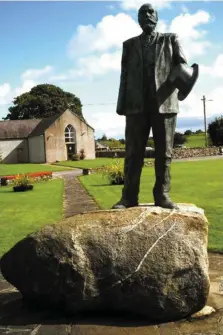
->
xmin=0 ymin=66 xmax=54 ymax=119
xmin=74 ymin=51 xmax=122 ymax=77
xmin=159 ymin=10 xmax=211 ymax=60
xmin=200 ymin=54 xmax=223 ymax=77
xmin=86 ymin=108 xmax=126 ymax=139
xmin=21 ymin=65 xmax=53 ymax=80
xmin=0 ymin=83 xmax=11 ymax=103
xmin=67 ymin=13 xmax=140 ymax=59
xmin=67 ymin=9 xmax=211 ymax=80
xmin=179 ymin=85 xmax=223 ymax=120
xmin=15 ymin=80 xmax=36 ymax=96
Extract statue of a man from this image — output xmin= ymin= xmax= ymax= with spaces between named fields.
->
xmin=113 ymin=3 xmax=188 ymax=210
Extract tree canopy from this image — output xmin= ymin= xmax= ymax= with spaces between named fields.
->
xmin=3 ymin=84 xmax=83 ymax=120
xmin=173 ymin=132 xmax=187 ymax=147
xmin=208 ymin=116 xmax=223 ymax=146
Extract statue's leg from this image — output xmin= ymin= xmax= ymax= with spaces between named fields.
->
xmin=152 ymin=112 xmax=177 ymax=209
xmin=112 ymin=114 xmax=150 ymax=209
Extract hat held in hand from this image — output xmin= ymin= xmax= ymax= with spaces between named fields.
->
xmin=169 ymin=63 xmax=199 ymax=101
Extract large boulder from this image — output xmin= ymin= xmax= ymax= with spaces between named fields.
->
xmin=0 ymin=204 xmax=210 ymax=322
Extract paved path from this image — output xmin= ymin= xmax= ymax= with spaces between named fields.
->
xmin=52 ymin=169 xmax=99 ymax=218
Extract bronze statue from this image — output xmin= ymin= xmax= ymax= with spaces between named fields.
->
xmin=113 ymin=3 xmax=198 ymax=210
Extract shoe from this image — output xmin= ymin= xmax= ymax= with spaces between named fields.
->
xmin=112 ymin=200 xmax=138 ymax=209
xmin=154 ymin=193 xmax=179 ymax=210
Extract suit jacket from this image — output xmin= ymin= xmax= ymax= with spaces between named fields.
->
xmin=116 ymin=33 xmax=187 ymax=115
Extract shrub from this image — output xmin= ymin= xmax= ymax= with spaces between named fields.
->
xmin=102 ymin=160 xmax=124 ymax=185
xmin=174 ymin=132 xmax=187 ymax=147
xmin=208 ymin=116 xmax=223 ymax=146
xmin=13 ymin=174 xmax=34 ymax=187
xmin=72 ymin=153 xmax=80 ymax=161
xmin=184 ymin=130 xmax=192 ymax=136
xmin=79 ymin=149 xmax=86 ymax=160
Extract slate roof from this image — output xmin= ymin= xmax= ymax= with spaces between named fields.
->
xmin=0 ymin=119 xmax=42 ymax=139
xmin=0 ymin=110 xmax=94 ymax=140
xmin=28 ymin=112 xmax=64 ymax=137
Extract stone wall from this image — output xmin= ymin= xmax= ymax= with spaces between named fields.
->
xmin=0 ymin=139 xmax=29 ymax=163
xmin=96 ymin=147 xmax=220 ymax=159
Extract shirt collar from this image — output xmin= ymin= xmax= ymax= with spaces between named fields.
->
xmin=141 ymin=31 xmax=156 ymax=39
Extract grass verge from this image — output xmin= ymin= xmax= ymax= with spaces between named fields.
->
xmin=0 ymin=179 xmax=64 ymax=257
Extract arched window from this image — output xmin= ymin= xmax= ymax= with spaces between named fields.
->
xmin=65 ymin=125 xmax=76 ymax=143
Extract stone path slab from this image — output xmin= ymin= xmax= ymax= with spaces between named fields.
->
xmin=52 ymin=169 xmax=99 ymax=218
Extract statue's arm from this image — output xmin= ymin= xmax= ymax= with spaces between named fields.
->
xmin=116 ymin=42 xmax=128 ymax=115
xmin=171 ymin=34 xmax=187 ymax=65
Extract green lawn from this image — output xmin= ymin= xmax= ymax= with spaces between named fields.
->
xmin=185 ymin=133 xmax=206 ymax=148
xmin=53 ymin=158 xmax=154 ymax=169
xmin=53 ymin=158 xmax=122 ymax=169
xmin=0 ymin=179 xmax=64 ymax=257
xmin=0 ymin=163 xmax=72 ymax=176
xmin=80 ymin=159 xmax=223 ymax=252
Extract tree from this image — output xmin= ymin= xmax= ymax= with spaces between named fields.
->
xmin=3 ymin=84 xmax=83 ymax=120
xmin=208 ymin=116 xmax=223 ymax=146
xmin=173 ymin=132 xmax=187 ymax=147
xmin=184 ymin=130 xmax=192 ymax=136
xmin=195 ymin=129 xmax=203 ymax=134
xmin=100 ymin=134 xmax=108 ymax=141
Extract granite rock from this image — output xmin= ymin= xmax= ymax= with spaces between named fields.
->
xmin=0 ymin=204 xmax=210 ymax=322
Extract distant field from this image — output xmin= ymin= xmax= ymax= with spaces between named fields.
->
xmin=185 ymin=133 xmax=206 ymax=148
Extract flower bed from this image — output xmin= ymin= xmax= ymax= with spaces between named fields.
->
xmin=1 ymin=171 xmax=52 ymax=181
xmin=0 ymin=171 xmax=53 ymax=186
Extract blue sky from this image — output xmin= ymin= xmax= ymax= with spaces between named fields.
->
xmin=0 ymin=1 xmax=223 ymax=138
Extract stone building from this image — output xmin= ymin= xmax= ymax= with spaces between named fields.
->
xmin=0 ymin=109 xmax=95 ymax=163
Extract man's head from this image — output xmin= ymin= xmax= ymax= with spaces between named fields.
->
xmin=138 ymin=3 xmax=158 ymax=34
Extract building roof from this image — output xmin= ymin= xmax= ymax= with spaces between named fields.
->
xmin=95 ymin=141 xmax=109 ymax=149
xmin=0 ymin=119 xmax=42 ymax=139
xmin=28 ymin=112 xmax=64 ymax=137
xmin=0 ymin=109 xmax=94 ymax=140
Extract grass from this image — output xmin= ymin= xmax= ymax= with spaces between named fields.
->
xmin=185 ymin=133 xmax=206 ymax=148
xmin=0 ymin=163 xmax=72 ymax=176
xmin=79 ymin=159 xmax=223 ymax=253
xmin=0 ymin=179 xmax=64 ymax=257
xmin=53 ymin=158 xmax=154 ymax=169
xmin=53 ymin=158 xmax=123 ymax=169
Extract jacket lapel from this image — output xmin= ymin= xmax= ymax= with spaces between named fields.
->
xmin=155 ymin=33 xmax=164 ymax=68
xmin=132 ymin=35 xmax=143 ymax=61
xmin=132 ymin=33 xmax=163 ymax=63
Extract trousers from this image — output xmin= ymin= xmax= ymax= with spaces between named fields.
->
xmin=121 ymin=98 xmax=177 ymax=205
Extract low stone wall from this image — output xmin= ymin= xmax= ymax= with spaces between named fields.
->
xmin=96 ymin=150 xmax=154 ymax=158
xmin=96 ymin=147 xmax=220 ymax=159
xmin=173 ymin=147 xmax=219 ymax=159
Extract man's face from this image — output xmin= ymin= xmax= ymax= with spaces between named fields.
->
xmin=138 ymin=3 xmax=158 ymax=34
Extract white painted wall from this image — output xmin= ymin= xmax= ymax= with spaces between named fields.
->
xmin=28 ymin=136 xmax=45 ymax=163
xmin=0 ymin=139 xmax=28 ymax=163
